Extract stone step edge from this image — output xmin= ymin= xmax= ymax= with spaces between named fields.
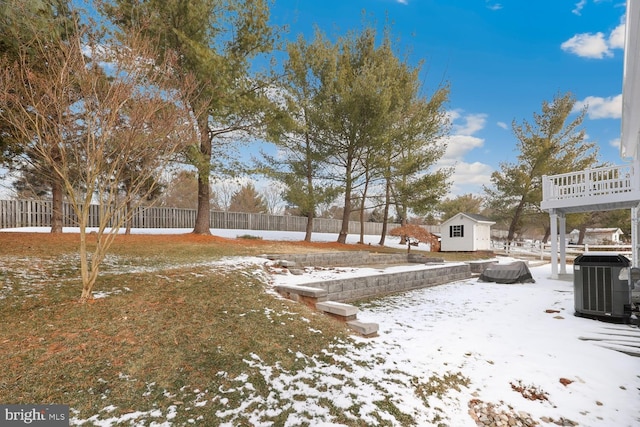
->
xmin=275 ymin=285 xmax=378 ymax=338
xmin=316 ymin=301 xmax=358 ymax=318
xmin=275 ymin=284 xmax=327 ymax=299
xmin=346 ymin=320 xmax=379 ymax=337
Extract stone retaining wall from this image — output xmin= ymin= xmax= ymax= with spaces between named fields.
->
xmin=264 ymin=251 xmax=444 ymax=267
xmin=296 ymin=263 xmax=471 ymax=302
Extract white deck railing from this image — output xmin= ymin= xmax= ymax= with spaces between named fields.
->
xmin=542 ymin=163 xmax=640 ymax=204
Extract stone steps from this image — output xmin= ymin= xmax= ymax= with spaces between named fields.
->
xmin=270 ymin=252 xmax=477 ymax=339
xmin=316 ymin=301 xmax=358 ymax=320
xmin=275 ymin=285 xmax=378 ymax=337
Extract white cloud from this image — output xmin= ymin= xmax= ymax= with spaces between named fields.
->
xmin=497 ymin=121 xmax=508 ymax=130
xmin=562 ymin=12 xmax=626 ymax=59
xmin=396 ymin=0 xmax=408 ymax=4
xmin=572 ymin=0 xmax=587 ymax=16
xmin=445 ymin=109 xmax=462 ymax=122
xmin=609 ymin=137 xmax=621 ymax=149
xmin=452 ymin=161 xmax=494 ymax=184
xmin=608 ymin=22 xmax=626 ymax=49
xmin=561 ymin=32 xmax=611 ymax=58
xmin=439 ymin=111 xmax=494 ymax=196
xmin=443 ymin=135 xmax=485 ymax=160
xmin=451 ymin=112 xmax=487 ymax=136
xmin=447 ymin=161 xmax=494 ymax=196
xmin=574 ymin=94 xmax=622 ymax=119
xmin=441 ymin=111 xmax=487 ymax=161
xmin=486 ymin=2 xmax=502 ymax=11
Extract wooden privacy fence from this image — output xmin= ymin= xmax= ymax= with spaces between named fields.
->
xmin=0 ymin=199 xmax=433 ymax=236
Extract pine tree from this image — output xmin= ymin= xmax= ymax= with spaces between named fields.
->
xmin=102 ymin=0 xmax=278 ymax=234
xmin=484 ymin=92 xmax=599 ymax=242
xmin=229 ymin=183 xmax=268 ymax=214
xmin=438 ymin=194 xmax=485 ymax=222
xmin=259 ymin=32 xmax=338 ymax=241
xmin=0 ymin=0 xmax=78 ymax=232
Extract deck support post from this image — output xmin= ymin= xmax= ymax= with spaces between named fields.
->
xmin=550 ymin=210 xmax=558 ymax=279
xmin=559 ymin=213 xmax=567 ymax=275
xmin=549 ymin=209 xmax=567 ymax=279
xmin=632 ymin=205 xmax=640 ymax=268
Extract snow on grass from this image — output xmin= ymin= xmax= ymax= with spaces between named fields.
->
xmin=85 ymin=258 xmax=633 ymax=426
xmin=264 ymin=261 xmax=640 ymax=426
xmin=6 ymin=227 xmax=640 ymax=425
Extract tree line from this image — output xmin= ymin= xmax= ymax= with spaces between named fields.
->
xmin=0 ymin=0 xmax=616 ymax=299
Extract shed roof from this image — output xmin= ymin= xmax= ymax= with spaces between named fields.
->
xmin=442 ymin=212 xmax=495 ymax=226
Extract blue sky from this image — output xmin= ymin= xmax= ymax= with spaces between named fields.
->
xmin=267 ymin=0 xmax=628 ymax=197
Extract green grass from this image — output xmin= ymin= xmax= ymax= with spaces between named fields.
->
xmin=236 ymin=234 xmax=263 ymax=240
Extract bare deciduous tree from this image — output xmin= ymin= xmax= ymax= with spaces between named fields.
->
xmin=261 ymin=182 xmax=285 ymax=215
xmin=212 ymin=180 xmax=241 ymax=212
xmin=0 ymin=25 xmax=201 ymax=301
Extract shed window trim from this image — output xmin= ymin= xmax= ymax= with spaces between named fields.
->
xmin=450 ymin=224 xmax=464 ymax=238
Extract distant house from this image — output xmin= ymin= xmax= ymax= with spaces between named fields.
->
xmin=440 ymin=213 xmax=495 ymax=252
xmin=568 ymin=228 xmax=624 ymax=245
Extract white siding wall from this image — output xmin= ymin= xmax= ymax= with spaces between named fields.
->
xmin=441 ymin=216 xmax=475 ymax=251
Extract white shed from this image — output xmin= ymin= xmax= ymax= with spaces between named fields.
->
xmin=568 ymin=228 xmax=624 ymax=244
xmin=440 ymin=213 xmax=495 ymax=252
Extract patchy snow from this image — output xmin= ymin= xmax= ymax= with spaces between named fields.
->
xmin=261 ymin=258 xmax=640 ymax=427
xmin=5 ymin=227 xmax=640 ymax=425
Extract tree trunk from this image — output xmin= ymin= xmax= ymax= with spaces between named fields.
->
xmin=359 ymin=190 xmax=368 ymax=244
xmin=397 ymin=206 xmax=408 ymax=245
xmin=193 ymin=124 xmax=212 ymax=235
xmin=542 ymin=226 xmax=550 ymax=244
xmin=78 ymin=209 xmax=97 ymax=303
xmin=125 ymin=198 xmax=132 ymax=235
xmin=80 ymin=278 xmax=97 ymax=302
xmin=337 ymin=159 xmax=353 ymax=244
xmin=304 ymin=144 xmax=314 ymax=242
xmin=359 ymin=201 xmax=365 ymax=244
xmin=304 ymin=211 xmax=313 ymax=242
xmin=507 ymin=197 xmax=526 ymax=243
xmin=378 ymin=178 xmax=391 ymax=246
xmin=578 ymin=224 xmax=586 ymax=245
xmin=79 ymin=250 xmax=102 ymax=302
xmin=50 ymin=177 xmax=63 ymax=233
xmin=193 ymin=175 xmax=211 ymax=234
xmin=337 ymin=183 xmax=351 ymax=244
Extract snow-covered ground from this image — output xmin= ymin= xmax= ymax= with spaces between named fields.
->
xmin=5 ymin=227 xmax=640 ymax=426
xmin=267 ymin=260 xmax=640 ymax=426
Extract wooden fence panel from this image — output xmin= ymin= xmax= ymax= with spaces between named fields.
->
xmin=0 ymin=200 xmax=15 ymax=228
xmin=0 ymin=199 xmax=415 ymax=237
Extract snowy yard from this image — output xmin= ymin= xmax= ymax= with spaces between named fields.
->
xmin=2 ymin=227 xmax=639 ymax=426
xmin=262 ymin=260 xmax=640 ymax=427
xmin=71 ymin=258 xmax=640 ymax=426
